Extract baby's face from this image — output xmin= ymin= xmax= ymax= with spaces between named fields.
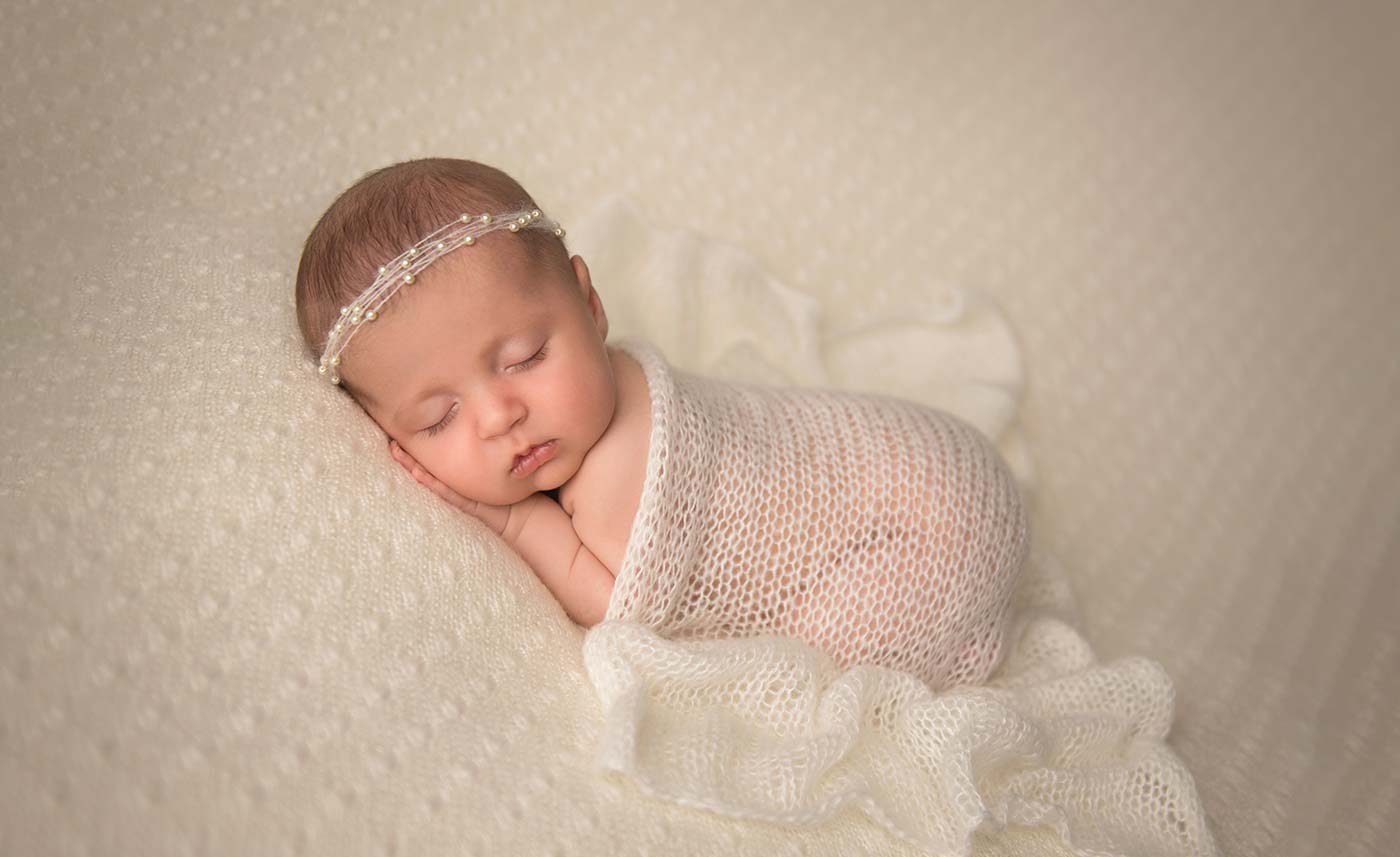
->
xmin=340 ymin=237 xmax=617 ymax=507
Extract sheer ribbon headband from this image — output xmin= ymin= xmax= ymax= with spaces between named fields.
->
xmin=317 ymin=207 xmax=565 ymax=385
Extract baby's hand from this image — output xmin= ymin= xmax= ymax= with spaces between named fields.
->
xmin=389 ymin=439 xmax=510 ymax=535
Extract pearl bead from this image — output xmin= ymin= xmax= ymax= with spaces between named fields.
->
xmin=331 ymin=375 xmax=341 ymax=385
xmin=325 ymin=209 xmax=562 ymax=378
xmin=331 ymin=355 xmax=340 ymax=366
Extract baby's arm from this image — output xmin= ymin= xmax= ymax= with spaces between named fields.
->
xmin=389 ymin=440 xmax=614 ymax=627
xmin=500 ymin=494 xmax=616 ymax=627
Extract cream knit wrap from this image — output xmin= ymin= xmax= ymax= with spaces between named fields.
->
xmin=603 ymin=337 xmax=1030 ymax=690
xmin=583 ymin=334 xmax=1214 ymax=857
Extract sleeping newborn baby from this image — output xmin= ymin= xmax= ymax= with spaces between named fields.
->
xmin=295 ymin=157 xmax=1029 ymax=690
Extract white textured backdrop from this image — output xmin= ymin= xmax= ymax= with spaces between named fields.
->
xmin=2 ymin=2 xmax=1397 ymax=856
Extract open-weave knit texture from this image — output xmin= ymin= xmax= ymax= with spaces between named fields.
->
xmin=603 ymin=338 xmax=1030 ymax=690
xmin=583 ymin=338 xmax=1215 ymax=856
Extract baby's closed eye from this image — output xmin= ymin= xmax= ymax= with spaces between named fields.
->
xmin=424 ymin=402 xmax=459 ymax=437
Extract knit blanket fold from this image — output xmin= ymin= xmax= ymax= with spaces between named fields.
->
xmin=584 ymin=341 xmax=1212 ymax=856
xmin=573 ymin=196 xmax=1216 ymax=856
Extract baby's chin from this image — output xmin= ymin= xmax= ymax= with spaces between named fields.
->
xmin=478 ymin=478 xmax=556 ymax=508
xmin=469 ymin=452 xmax=581 ymax=506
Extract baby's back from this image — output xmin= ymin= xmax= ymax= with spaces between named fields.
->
xmin=610 ymin=345 xmax=1030 ymax=690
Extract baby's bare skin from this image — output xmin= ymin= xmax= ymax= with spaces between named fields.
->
xmin=339 ymin=232 xmax=651 ymax=627
xmin=389 ymin=346 xmax=650 ymax=624
xmin=554 ymin=348 xmax=651 ymax=573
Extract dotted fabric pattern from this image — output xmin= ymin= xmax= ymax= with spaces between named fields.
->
xmin=2 ymin=3 xmax=1398 ymax=857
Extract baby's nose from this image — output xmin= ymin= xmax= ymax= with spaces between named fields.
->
xmin=478 ymin=397 xmax=527 ymax=439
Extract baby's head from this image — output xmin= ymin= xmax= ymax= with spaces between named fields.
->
xmin=295 ymin=157 xmax=619 ymax=507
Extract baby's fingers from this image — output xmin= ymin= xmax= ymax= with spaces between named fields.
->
xmin=390 ymin=440 xmax=432 ymax=483
xmin=388 ymin=439 xmax=418 ymax=473
xmin=389 ymin=440 xmax=475 ymax=513
xmin=422 ymin=473 xmax=477 ymax=515
xmin=389 ymin=439 xmax=431 ymax=483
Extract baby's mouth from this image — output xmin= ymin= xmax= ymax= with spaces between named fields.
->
xmin=510 ymin=440 xmax=558 ymax=478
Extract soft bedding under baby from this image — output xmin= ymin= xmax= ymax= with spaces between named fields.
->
xmin=8 ymin=5 xmax=1400 ymax=855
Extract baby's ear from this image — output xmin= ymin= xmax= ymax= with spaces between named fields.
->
xmin=592 ymin=294 xmax=609 ymax=340
xmin=569 ymin=253 xmax=593 ymax=292
xmin=573 ymin=257 xmax=608 ymax=338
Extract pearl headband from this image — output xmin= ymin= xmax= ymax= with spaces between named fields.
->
xmin=317 ymin=206 xmax=566 ymax=385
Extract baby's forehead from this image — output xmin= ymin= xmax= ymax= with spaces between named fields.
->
xmin=431 ymin=229 xmax=538 ymax=279
xmin=392 ymin=244 xmax=537 ymax=305
xmin=350 ymin=234 xmax=562 ymax=353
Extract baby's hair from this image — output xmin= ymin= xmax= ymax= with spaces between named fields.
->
xmin=294 ymin=157 xmax=571 ymax=370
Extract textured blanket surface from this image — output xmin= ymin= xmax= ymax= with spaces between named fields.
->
xmin=3 ymin=3 xmax=1399 ymax=856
